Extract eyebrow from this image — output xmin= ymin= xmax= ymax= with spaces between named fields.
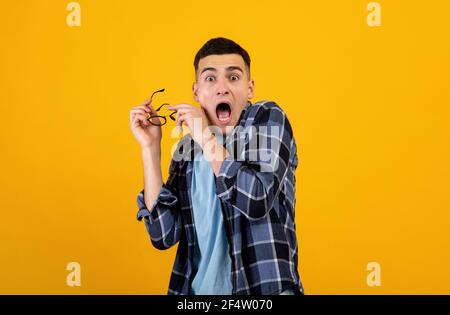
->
xmin=200 ymin=66 xmax=244 ymax=76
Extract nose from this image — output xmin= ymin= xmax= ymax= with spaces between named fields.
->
xmin=216 ymin=81 xmax=230 ymax=96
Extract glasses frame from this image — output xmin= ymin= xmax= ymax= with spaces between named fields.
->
xmin=146 ymin=88 xmax=176 ymax=126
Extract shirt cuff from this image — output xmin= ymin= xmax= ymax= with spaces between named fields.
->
xmin=136 ymin=185 xmax=178 ymax=221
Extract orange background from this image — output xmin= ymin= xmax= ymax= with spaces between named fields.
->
xmin=1 ymin=0 xmax=449 ymax=294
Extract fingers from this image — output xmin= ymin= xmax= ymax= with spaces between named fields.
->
xmin=130 ymin=105 xmax=157 ymax=124
xmin=172 ymin=107 xmax=203 ymax=133
xmin=130 ymin=96 xmax=163 ymax=129
xmin=143 ymin=101 xmax=158 ymax=116
xmin=131 ymin=101 xmax=194 ymax=130
xmin=142 ymin=98 xmax=152 ymax=107
xmin=174 ymin=108 xmax=192 ymax=126
xmin=168 ymin=104 xmax=195 ymax=111
xmin=130 ymin=106 xmax=150 ymax=116
xmin=175 ymin=112 xmax=185 ymax=133
xmin=133 ymin=112 xmax=150 ymax=128
xmin=131 ymin=115 xmax=144 ymax=129
xmin=130 ymin=96 xmax=156 ymax=120
xmin=130 ymin=109 xmax=147 ymax=125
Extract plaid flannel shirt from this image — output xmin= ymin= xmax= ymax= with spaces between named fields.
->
xmin=136 ymin=100 xmax=304 ymax=295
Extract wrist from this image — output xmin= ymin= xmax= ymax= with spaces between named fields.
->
xmin=142 ymin=145 xmax=161 ymax=159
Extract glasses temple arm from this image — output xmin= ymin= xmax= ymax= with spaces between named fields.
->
xmin=150 ymin=88 xmax=165 ymax=100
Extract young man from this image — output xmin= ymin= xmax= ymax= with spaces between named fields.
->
xmin=129 ymin=38 xmax=304 ymax=295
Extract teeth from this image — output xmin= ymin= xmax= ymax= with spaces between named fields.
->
xmin=216 ymin=103 xmax=231 ymax=122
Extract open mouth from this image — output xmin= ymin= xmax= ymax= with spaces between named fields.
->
xmin=215 ymin=102 xmax=232 ymax=123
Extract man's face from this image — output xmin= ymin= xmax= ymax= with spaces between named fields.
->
xmin=193 ymin=53 xmax=254 ymax=135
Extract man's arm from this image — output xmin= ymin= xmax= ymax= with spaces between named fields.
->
xmin=142 ymin=146 xmax=163 ymax=209
xmin=212 ymin=102 xmax=296 ymax=221
xmin=137 ymin=145 xmax=182 ymax=250
xmin=130 ymin=96 xmax=182 ymax=250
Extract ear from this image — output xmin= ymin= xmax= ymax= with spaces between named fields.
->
xmin=247 ymin=79 xmax=255 ymax=99
xmin=192 ymin=82 xmax=199 ymax=102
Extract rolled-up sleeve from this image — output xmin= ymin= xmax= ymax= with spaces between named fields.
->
xmin=215 ymin=102 xmax=295 ymax=221
xmin=136 ymin=159 xmax=182 ymax=250
xmin=136 ymin=186 xmax=178 ymax=222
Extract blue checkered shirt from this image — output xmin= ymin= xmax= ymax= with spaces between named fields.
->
xmin=136 ymin=100 xmax=304 ymax=295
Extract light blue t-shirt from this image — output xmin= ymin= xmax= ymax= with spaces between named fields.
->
xmin=190 ymin=151 xmax=233 ymax=295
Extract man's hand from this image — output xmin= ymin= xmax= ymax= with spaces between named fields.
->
xmin=169 ymin=103 xmax=230 ymax=176
xmin=130 ymin=98 xmax=162 ymax=150
xmin=168 ymin=104 xmax=212 ymax=147
xmin=130 ymin=98 xmax=164 ymax=209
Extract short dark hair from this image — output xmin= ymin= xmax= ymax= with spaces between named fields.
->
xmin=194 ymin=37 xmax=251 ymax=79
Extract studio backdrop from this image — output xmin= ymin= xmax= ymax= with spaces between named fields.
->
xmin=1 ymin=0 xmax=449 ymax=294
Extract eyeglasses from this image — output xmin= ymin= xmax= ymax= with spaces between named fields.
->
xmin=146 ymin=88 xmax=176 ymax=126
